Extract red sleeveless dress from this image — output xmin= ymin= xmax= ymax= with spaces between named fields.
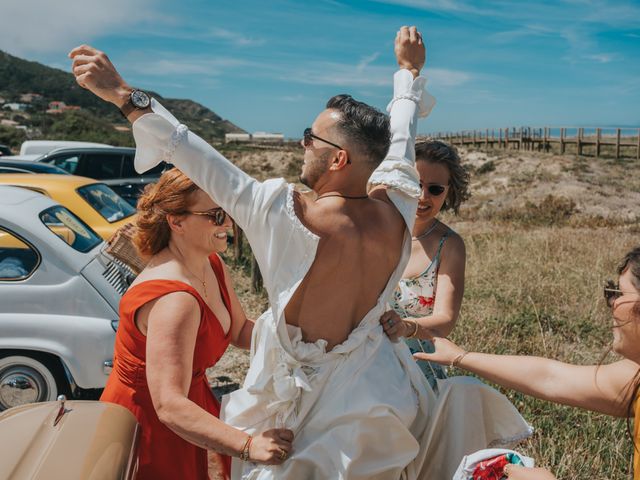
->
xmin=101 ymin=253 xmax=232 ymax=480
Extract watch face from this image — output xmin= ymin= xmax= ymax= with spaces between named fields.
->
xmin=131 ymin=90 xmax=151 ymax=109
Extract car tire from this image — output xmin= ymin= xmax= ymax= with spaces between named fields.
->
xmin=0 ymin=355 xmax=59 ymax=411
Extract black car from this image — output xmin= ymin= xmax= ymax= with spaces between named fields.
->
xmin=37 ymin=146 xmax=168 ymax=206
xmin=0 ymin=158 xmax=70 ymax=175
xmin=0 ymin=145 xmax=12 ymax=156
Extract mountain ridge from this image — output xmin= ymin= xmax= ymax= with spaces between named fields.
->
xmin=0 ymin=50 xmax=245 ymax=148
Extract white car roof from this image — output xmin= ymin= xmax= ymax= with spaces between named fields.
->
xmin=0 ymin=185 xmax=50 ymax=207
xmin=19 ymin=140 xmax=113 ymax=156
xmin=0 ymin=155 xmax=42 ymax=162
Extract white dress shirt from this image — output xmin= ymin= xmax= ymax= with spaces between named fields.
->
xmin=131 ymin=70 xmax=531 ymax=480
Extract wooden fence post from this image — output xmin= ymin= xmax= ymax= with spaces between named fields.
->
xmin=616 ymin=128 xmax=621 ymax=159
xmin=577 ymin=128 xmax=583 ymax=156
xmin=485 ymin=128 xmax=489 ymax=148
xmin=251 ymin=255 xmax=262 ymax=293
xmin=543 ymin=127 xmax=549 ymax=152
xmin=560 ymin=128 xmax=565 ymax=154
xmin=596 ymin=128 xmax=601 ymax=158
xmin=637 ymin=128 xmax=640 ymax=161
xmin=518 ymin=127 xmax=523 ymax=150
xmin=232 ymin=223 xmax=243 ymax=261
xmin=505 ymin=127 xmax=509 ymax=149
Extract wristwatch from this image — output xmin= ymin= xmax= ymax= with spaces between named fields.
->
xmin=120 ymin=89 xmax=151 ymax=118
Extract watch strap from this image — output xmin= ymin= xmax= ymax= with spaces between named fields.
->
xmin=119 ymin=89 xmax=150 ymax=119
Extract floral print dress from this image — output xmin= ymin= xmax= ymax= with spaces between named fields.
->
xmin=390 ymin=231 xmax=451 ymax=390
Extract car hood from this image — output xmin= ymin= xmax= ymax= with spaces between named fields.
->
xmin=0 ymin=399 xmax=139 ymax=480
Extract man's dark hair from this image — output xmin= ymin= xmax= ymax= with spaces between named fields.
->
xmin=326 ymin=94 xmax=391 ymax=169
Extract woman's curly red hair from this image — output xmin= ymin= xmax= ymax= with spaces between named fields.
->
xmin=133 ymin=168 xmax=201 ymax=257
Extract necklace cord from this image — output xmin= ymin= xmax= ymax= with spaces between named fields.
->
xmin=412 ymin=219 xmax=439 ymax=241
xmin=315 ymin=193 xmax=369 ymax=201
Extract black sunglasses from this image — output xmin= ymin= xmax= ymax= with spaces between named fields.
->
xmin=421 ymin=183 xmax=448 ymax=196
xmin=603 ymin=279 xmax=636 ymax=309
xmin=186 ymin=208 xmax=228 ymax=226
xmin=303 ymin=128 xmax=343 ymax=150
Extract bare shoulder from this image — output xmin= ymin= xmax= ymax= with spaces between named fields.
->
xmin=441 ymin=226 xmax=466 ymax=254
xmin=368 ymin=185 xmax=390 ymax=203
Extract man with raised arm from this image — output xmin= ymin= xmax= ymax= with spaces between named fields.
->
xmin=70 ymin=27 xmax=527 ymax=479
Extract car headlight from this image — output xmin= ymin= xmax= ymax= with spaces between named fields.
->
xmin=111 ymin=319 xmax=119 ymax=332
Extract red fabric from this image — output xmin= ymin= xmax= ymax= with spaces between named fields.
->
xmin=101 ymin=253 xmax=232 ymax=480
xmin=472 ymin=454 xmax=510 ymax=480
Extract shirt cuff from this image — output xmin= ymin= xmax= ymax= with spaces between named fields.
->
xmin=386 ymin=69 xmax=436 ymax=118
xmin=131 ymin=98 xmax=185 ymax=174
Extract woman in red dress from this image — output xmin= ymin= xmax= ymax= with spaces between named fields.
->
xmin=101 ymin=168 xmax=293 ymax=480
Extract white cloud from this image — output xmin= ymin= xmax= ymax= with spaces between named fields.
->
xmin=206 ymin=28 xmax=266 ymax=47
xmin=279 ymin=60 xmax=472 ymax=89
xmin=585 ymin=53 xmax=615 ymax=63
xmin=357 ymin=52 xmax=381 ymax=72
xmin=280 ymin=94 xmax=304 ymax=102
xmin=120 ymin=53 xmax=248 ymax=76
xmin=428 ymin=68 xmax=472 ymax=87
xmin=0 ymin=0 xmax=165 ymax=56
xmin=371 ymin=0 xmax=487 ymax=14
xmin=490 ymin=24 xmax=556 ymax=43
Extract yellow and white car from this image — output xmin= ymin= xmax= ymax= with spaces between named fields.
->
xmin=0 ymin=174 xmax=136 ymax=241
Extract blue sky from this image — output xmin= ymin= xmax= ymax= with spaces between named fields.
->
xmin=2 ymin=0 xmax=639 ymax=138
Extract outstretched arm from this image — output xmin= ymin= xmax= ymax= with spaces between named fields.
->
xmin=415 ymin=336 xmax=640 ymax=417
xmin=68 ymin=45 xmax=271 ymax=234
xmin=369 ymin=26 xmax=435 ymax=230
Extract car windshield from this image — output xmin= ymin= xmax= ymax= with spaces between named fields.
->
xmin=76 ymin=183 xmax=136 ymax=223
xmin=39 ymin=206 xmax=102 ymax=253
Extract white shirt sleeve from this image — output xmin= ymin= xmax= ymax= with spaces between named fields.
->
xmin=130 ymin=98 xmax=286 ymax=234
xmin=368 ymin=69 xmax=436 ymax=229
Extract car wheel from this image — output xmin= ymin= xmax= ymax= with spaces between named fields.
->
xmin=0 ymin=355 xmax=58 ymax=411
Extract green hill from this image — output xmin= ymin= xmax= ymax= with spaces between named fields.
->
xmin=0 ymin=50 xmax=245 ymax=149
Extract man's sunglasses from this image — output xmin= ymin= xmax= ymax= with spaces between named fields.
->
xmin=303 ymin=128 xmax=343 ymax=150
xmin=421 ymin=183 xmax=448 ymax=196
xmin=186 ymin=208 xmax=228 ymax=226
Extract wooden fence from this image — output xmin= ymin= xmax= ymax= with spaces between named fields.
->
xmin=431 ymin=127 xmax=640 ymax=160
xmin=230 ymin=223 xmax=263 ymax=293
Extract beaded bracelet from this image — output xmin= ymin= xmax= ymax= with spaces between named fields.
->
xmin=239 ymin=435 xmax=253 ymax=461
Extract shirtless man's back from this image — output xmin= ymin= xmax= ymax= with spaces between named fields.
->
xmin=286 ymin=192 xmax=405 ymax=349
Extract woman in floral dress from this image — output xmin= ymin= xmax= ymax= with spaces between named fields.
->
xmin=380 ymin=139 xmax=470 ymax=389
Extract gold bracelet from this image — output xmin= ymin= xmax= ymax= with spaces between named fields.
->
xmin=450 ymin=351 xmax=468 ymax=368
xmin=239 ymin=435 xmax=253 ymax=461
xmin=407 ymin=319 xmax=419 ymax=338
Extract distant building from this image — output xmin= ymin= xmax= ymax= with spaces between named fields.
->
xmin=1 ymin=119 xmax=19 ymax=127
xmin=46 ymin=101 xmax=81 ymax=114
xmin=3 ymin=103 xmax=28 ymax=112
xmin=253 ymin=132 xmax=284 ymax=143
xmin=225 ymin=133 xmax=251 ymax=143
xmin=225 ymin=131 xmax=285 ymax=144
xmin=20 ymin=93 xmax=43 ymax=103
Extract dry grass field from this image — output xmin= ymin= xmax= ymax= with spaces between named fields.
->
xmin=208 ymin=144 xmax=640 ymax=479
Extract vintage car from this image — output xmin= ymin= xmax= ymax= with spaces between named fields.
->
xmin=0 ymin=174 xmax=136 ymax=241
xmin=36 ymin=146 xmax=168 ymax=206
xmin=0 ymin=395 xmax=140 ymax=479
xmin=0 ymin=186 xmax=135 ymax=411
xmin=0 ymin=158 xmax=70 ymax=175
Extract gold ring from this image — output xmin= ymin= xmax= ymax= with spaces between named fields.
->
xmin=279 ymin=450 xmax=288 ymax=460
xmin=503 ymin=464 xmax=512 ymax=477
